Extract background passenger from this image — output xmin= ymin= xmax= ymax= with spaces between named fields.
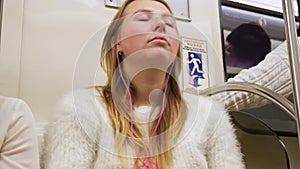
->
xmin=0 ymin=96 xmax=39 ymax=169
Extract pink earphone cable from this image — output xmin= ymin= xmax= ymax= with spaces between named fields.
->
xmin=115 ymin=44 xmax=135 ymax=138
xmin=115 ymin=44 xmax=175 ymax=169
xmin=150 ymin=61 xmax=174 ymax=141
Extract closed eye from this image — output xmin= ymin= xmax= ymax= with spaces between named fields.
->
xmin=163 ymin=15 xmax=176 ymax=28
xmin=166 ymin=22 xmax=175 ymax=28
xmin=134 ymin=12 xmax=150 ymax=21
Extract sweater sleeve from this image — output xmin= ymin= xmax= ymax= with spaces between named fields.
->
xmin=41 ymin=91 xmax=98 ymax=169
xmin=205 ymin=105 xmax=245 ymax=169
xmin=213 ymin=39 xmax=294 ymax=111
xmin=0 ymin=98 xmax=39 ymax=169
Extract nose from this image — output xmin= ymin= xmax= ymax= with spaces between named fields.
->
xmin=154 ymin=18 xmax=166 ymax=33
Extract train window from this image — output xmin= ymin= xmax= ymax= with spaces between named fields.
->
xmin=219 ymin=0 xmax=299 ymax=137
xmin=227 ymin=0 xmax=298 ymax=16
xmin=220 ymin=0 xmax=299 ymax=78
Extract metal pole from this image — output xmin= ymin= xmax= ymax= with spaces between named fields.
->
xmin=199 ymin=82 xmax=296 ymax=121
xmin=281 ymin=0 xmax=300 ymax=147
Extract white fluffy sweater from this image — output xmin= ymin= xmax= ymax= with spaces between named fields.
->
xmin=41 ymin=89 xmax=244 ymax=169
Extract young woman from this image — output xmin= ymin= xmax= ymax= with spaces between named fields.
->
xmin=41 ymin=0 xmax=244 ymax=168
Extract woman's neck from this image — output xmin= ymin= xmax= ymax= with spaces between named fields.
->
xmin=132 ymin=70 xmax=166 ymax=107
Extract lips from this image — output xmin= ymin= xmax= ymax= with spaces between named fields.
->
xmin=149 ymin=36 xmax=168 ymax=44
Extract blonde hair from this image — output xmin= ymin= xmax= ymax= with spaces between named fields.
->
xmin=96 ymin=0 xmax=188 ymax=168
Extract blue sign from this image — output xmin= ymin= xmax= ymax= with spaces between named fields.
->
xmin=188 ymin=52 xmax=205 ymax=87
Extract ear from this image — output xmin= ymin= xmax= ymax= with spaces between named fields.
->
xmin=116 ymin=42 xmax=123 ymax=52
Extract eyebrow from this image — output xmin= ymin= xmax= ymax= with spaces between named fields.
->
xmin=132 ymin=9 xmax=171 ymax=16
xmin=133 ymin=9 xmax=152 ymax=14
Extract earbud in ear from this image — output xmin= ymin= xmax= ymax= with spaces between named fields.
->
xmin=116 ymin=42 xmax=123 ymax=57
xmin=118 ymin=51 xmax=124 ymax=57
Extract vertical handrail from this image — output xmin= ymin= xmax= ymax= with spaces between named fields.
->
xmin=281 ymin=0 xmax=300 ymax=147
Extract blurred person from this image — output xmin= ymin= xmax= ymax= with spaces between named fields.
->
xmin=0 ymin=95 xmax=39 ymax=169
xmin=225 ymin=22 xmax=271 ymax=69
xmin=215 ymin=37 xmax=300 ymax=111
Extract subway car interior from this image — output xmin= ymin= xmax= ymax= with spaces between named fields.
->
xmin=0 ymin=0 xmax=300 ymax=168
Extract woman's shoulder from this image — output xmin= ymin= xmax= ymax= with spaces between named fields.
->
xmin=183 ymin=91 xmax=210 ymax=104
xmin=50 ymin=88 xmax=108 ymax=143
xmin=183 ymin=92 xmax=224 ymax=113
xmin=0 ymin=95 xmax=30 ymax=111
xmin=53 ymin=88 xmax=107 ymax=117
xmin=183 ymin=91 xmax=228 ymax=129
xmin=0 ymin=95 xmax=35 ymax=121
xmin=55 ymin=88 xmax=100 ymax=108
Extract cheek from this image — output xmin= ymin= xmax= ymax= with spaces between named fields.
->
xmin=166 ymin=29 xmax=180 ymax=54
xmin=121 ymin=38 xmax=144 ymax=57
xmin=170 ymin=39 xmax=180 ymax=54
xmin=120 ymin=22 xmax=149 ymax=41
xmin=120 ymin=24 xmax=149 ymax=56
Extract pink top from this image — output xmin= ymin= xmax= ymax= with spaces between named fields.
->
xmin=0 ymin=96 xmax=39 ymax=169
